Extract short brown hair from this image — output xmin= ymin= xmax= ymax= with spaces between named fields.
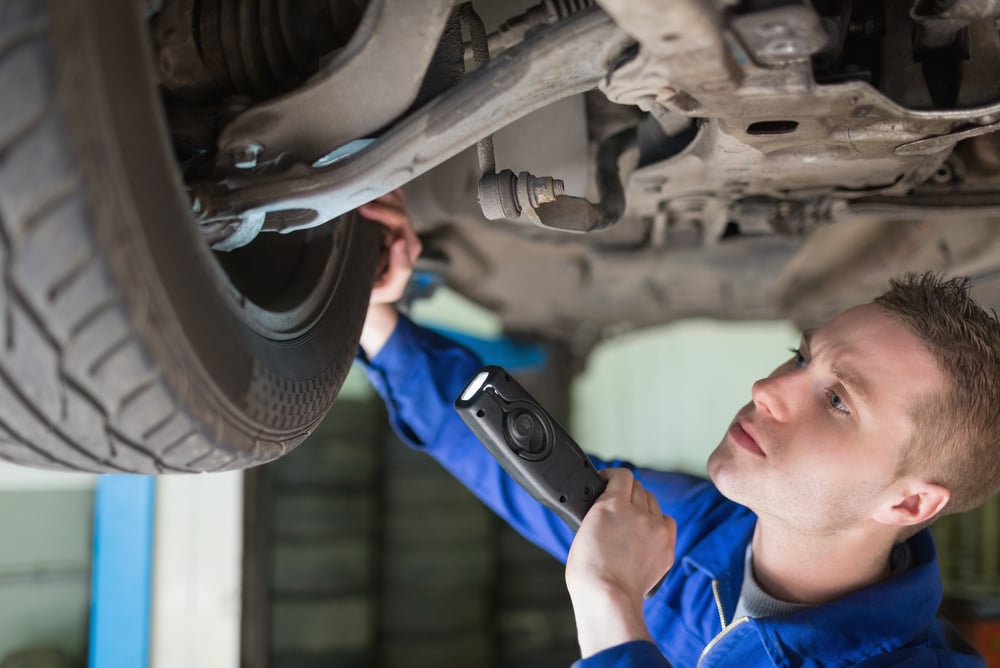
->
xmin=875 ymin=273 xmax=1000 ymax=517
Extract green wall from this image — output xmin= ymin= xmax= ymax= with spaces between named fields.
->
xmin=0 ymin=488 xmax=93 ymax=663
xmin=572 ymin=319 xmax=799 ymax=474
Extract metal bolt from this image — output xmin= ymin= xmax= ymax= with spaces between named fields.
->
xmin=526 ymin=175 xmax=566 ymax=208
xmin=756 ymin=21 xmax=790 ymax=38
xmin=848 ymin=17 xmax=877 ymax=37
xmin=931 ymin=161 xmax=955 ymax=184
xmin=210 ymin=211 xmax=267 ymax=251
xmin=762 ymin=38 xmax=810 ymax=58
xmin=228 ymin=143 xmax=262 ymax=169
xmin=159 ymin=49 xmax=176 ymax=76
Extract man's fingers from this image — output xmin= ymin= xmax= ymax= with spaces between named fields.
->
xmin=387 ymin=238 xmax=409 ymax=274
xmin=568 ymin=467 xmax=679 ymax=609
xmin=365 ymin=188 xmax=405 ymax=207
xmin=406 ymin=234 xmax=423 ymax=265
xmin=598 ymin=468 xmax=666 ymax=516
xmin=361 ymin=188 xmax=405 ymax=216
xmin=358 ymin=201 xmax=410 ymax=229
xmin=358 ymin=189 xmax=421 ymax=281
xmin=602 ymin=468 xmax=647 ymax=503
xmin=381 ymin=188 xmax=405 ymax=206
xmin=600 ymin=468 xmax=635 ymax=498
xmin=631 ymin=479 xmax=647 ymax=507
xmin=638 ymin=487 xmax=663 ymax=516
xmin=371 ymin=240 xmax=410 ymax=300
xmin=635 ymin=484 xmax=663 ymax=516
xmin=602 ymin=468 xmax=654 ymax=513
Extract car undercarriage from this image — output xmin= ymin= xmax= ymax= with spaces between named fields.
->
xmin=0 ymin=0 xmax=998 ymax=472
xmin=160 ymin=0 xmax=1000 ymax=343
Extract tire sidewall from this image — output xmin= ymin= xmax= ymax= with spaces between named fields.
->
xmin=60 ymin=0 xmax=379 ymax=461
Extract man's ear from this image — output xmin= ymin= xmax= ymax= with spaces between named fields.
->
xmin=872 ymin=480 xmax=950 ymax=527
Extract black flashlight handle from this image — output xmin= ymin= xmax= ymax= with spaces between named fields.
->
xmin=454 ymin=365 xmax=605 ymax=531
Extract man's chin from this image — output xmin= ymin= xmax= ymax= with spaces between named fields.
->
xmin=706 ymin=434 xmax=733 ymax=472
xmin=707 ymin=440 xmax=750 ymax=504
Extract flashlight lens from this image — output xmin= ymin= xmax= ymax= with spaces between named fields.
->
xmin=461 ymin=371 xmax=490 ymax=402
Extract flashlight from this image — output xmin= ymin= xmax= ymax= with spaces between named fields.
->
xmin=454 ymin=365 xmax=605 ymax=531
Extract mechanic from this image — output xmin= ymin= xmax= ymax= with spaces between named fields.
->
xmin=356 ymin=191 xmax=994 ymax=667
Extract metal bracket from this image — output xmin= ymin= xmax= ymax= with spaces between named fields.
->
xmin=730 ymin=4 xmax=830 ymax=66
xmin=895 ymin=116 xmax=1000 ymax=156
xmin=463 ymin=4 xmax=632 ymax=233
xmin=476 ymin=150 xmax=634 ymax=233
xmin=596 ymin=0 xmax=742 ymax=103
xmin=217 ymin=0 xmax=455 ymax=165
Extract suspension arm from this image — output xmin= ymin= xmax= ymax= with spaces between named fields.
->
xmin=217 ymin=0 xmax=456 ymax=165
xmin=195 ymin=7 xmax=633 ymax=233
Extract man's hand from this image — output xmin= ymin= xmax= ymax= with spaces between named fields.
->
xmin=565 ymin=468 xmax=677 ymax=659
xmin=357 ymin=190 xmax=422 ymax=358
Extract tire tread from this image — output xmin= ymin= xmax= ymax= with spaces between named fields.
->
xmin=0 ymin=0 xmax=376 ymax=473
xmin=0 ymin=4 xmax=215 ymax=472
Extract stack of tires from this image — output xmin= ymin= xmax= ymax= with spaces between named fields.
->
xmin=267 ymin=400 xmax=384 ymax=668
xmin=256 ymin=353 xmax=582 ymax=666
xmin=379 ymin=432 xmax=496 ymax=667
xmin=494 ymin=525 xmax=580 ymax=668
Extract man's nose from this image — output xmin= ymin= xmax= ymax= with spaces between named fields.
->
xmin=751 ymin=371 xmax=795 ymax=423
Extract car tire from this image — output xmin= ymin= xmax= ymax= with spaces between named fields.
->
xmin=0 ymin=0 xmax=379 ymax=473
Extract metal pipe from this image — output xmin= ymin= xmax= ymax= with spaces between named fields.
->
xmin=460 ymin=3 xmax=497 ymax=177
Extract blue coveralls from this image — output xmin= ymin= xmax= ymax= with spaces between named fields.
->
xmin=359 ymin=314 xmax=985 ymax=668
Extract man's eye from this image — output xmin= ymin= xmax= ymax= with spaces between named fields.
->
xmin=828 ymin=391 xmax=850 ymax=415
xmin=789 ymin=347 xmax=807 ymax=368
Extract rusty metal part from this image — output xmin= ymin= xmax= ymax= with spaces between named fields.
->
xmin=730 ymin=4 xmax=831 ymax=66
xmin=464 ymin=0 xmax=595 ymax=59
xmin=464 ymin=2 xmax=633 ymax=233
xmin=217 ymin=0 xmax=456 ymax=165
xmin=390 ymin=2 xmax=1000 ymax=344
xmin=931 ymin=0 xmax=1000 ymax=20
xmin=478 ymin=129 xmax=636 ymax=232
xmin=152 ymin=0 xmax=361 ymax=101
xmin=595 ymin=0 xmax=743 ymax=110
xmin=959 ymin=131 xmax=1000 ymax=176
xmin=461 ymin=2 xmax=496 ymax=180
xmin=193 ymin=7 xmax=633 ymax=236
xmin=907 ymin=0 xmax=1000 ymax=108
xmin=588 ymin=0 xmax=1000 ymax=245
xmin=895 ymin=118 xmax=1000 ymax=156
xmin=194 ymin=0 xmax=1000 ymax=251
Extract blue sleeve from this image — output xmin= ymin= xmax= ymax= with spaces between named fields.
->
xmin=572 ymin=641 xmax=674 ymax=668
xmin=358 ymin=314 xmax=707 ymax=561
xmin=358 ymin=314 xmax=577 ymax=558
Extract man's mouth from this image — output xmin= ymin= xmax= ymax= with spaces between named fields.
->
xmin=728 ymin=418 xmax=765 ymax=457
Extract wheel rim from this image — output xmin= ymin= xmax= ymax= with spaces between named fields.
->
xmin=210 ymin=216 xmax=357 ymax=341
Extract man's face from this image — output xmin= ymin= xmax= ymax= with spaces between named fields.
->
xmin=707 ymin=303 xmax=947 ymax=535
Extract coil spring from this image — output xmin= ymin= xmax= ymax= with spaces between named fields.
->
xmin=543 ymin=0 xmax=595 ymax=22
xmin=194 ymin=0 xmax=362 ymax=97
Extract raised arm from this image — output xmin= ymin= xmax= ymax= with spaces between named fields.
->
xmin=356 ymin=189 xmax=421 ymax=358
xmin=355 ymin=192 xmax=578 ymax=557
